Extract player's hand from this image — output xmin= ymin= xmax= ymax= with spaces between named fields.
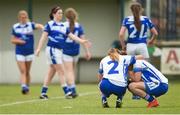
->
xmin=85 ymin=51 xmax=91 ymax=61
xmin=35 ymin=49 xmax=41 ymax=57
xmin=147 ymin=39 xmax=155 ymax=46
xmin=18 ymin=40 xmax=26 ymax=45
xmin=82 ymin=40 xmax=92 ymax=49
xmin=121 ymin=50 xmax=127 ymax=55
xmin=11 ymin=38 xmax=26 ymax=45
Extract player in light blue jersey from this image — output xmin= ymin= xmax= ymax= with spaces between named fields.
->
xmin=63 ymin=8 xmax=91 ymax=98
xmin=11 ymin=10 xmax=43 ymax=94
xmin=119 ymin=2 xmax=158 ymax=59
xmin=128 ymin=60 xmax=168 ymax=108
xmin=98 ymin=48 xmax=143 ymax=108
xmin=35 ymin=6 xmax=90 ymax=99
xmin=119 ymin=2 xmax=158 ymax=100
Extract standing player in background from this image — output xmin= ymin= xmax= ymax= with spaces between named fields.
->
xmin=98 ymin=48 xmax=143 ymax=108
xmin=119 ymin=2 xmax=158 ymax=99
xmin=35 ymin=6 xmax=90 ymax=99
xmin=63 ymin=8 xmax=91 ymax=98
xmin=128 ymin=60 xmax=168 ymax=108
xmin=119 ymin=2 xmax=158 ymax=60
xmin=11 ymin=10 xmax=44 ymax=94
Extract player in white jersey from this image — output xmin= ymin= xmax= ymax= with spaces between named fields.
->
xmin=128 ymin=60 xmax=168 ymax=108
xmin=119 ymin=2 xmax=158 ymax=100
xmin=11 ymin=10 xmax=43 ymax=94
xmin=35 ymin=6 xmax=90 ymax=99
xmin=98 ymin=48 xmax=143 ymax=108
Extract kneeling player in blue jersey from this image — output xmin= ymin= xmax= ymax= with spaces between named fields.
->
xmin=98 ymin=48 xmax=143 ymax=108
xmin=128 ymin=60 xmax=168 ymax=108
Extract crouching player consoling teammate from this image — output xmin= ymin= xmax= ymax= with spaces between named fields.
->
xmin=128 ymin=60 xmax=168 ymax=108
xmin=98 ymin=48 xmax=143 ymax=108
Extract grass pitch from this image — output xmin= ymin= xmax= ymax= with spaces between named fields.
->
xmin=0 ymin=81 xmax=180 ymax=114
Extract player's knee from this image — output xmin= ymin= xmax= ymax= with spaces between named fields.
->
xmin=20 ymin=69 xmax=27 ymax=75
xmin=128 ymin=82 xmax=136 ymax=91
xmin=26 ymin=72 xmax=30 ymax=76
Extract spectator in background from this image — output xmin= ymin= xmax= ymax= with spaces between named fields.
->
xmin=35 ymin=6 xmax=90 ymax=99
xmin=11 ymin=10 xmax=44 ymax=94
xmin=119 ymin=2 xmax=158 ymax=99
xmin=62 ymin=8 xmax=91 ymax=98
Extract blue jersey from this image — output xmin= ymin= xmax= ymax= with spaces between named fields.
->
xmin=12 ymin=22 xmax=35 ymax=55
xmin=63 ymin=21 xmax=84 ymax=56
xmin=122 ymin=16 xmax=154 ymax=44
xmin=99 ymin=55 xmax=136 ymax=87
xmin=133 ymin=60 xmax=168 ymax=84
xmin=44 ymin=20 xmax=70 ymax=49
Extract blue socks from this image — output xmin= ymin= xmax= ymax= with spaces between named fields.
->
xmin=102 ymin=94 xmax=107 ymax=103
xmin=62 ymin=86 xmax=69 ymax=95
xmin=41 ymin=86 xmax=48 ymax=95
xmin=21 ymin=84 xmax=29 ymax=91
xmin=144 ymin=94 xmax=154 ymax=102
xmin=68 ymin=84 xmax=76 ymax=94
xmin=41 ymin=85 xmax=77 ymax=96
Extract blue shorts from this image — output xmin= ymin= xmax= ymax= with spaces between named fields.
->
xmin=99 ymin=78 xmax=127 ymax=98
xmin=145 ymin=82 xmax=168 ymax=97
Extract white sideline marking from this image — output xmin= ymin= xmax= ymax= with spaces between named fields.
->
xmin=0 ymin=92 xmax=98 ymax=107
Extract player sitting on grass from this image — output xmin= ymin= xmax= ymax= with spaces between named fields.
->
xmin=128 ymin=60 xmax=168 ymax=108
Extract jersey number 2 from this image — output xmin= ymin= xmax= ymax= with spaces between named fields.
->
xmin=108 ymin=61 xmax=119 ymax=74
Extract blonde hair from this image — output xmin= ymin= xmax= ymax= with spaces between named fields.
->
xmin=18 ymin=10 xmax=29 ymax=22
xmin=65 ymin=8 xmax=79 ymax=32
xmin=108 ymin=48 xmax=120 ymax=61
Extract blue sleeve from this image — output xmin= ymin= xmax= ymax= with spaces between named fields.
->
xmin=147 ymin=18 xmax=154 ymax=29
xmin=98 ymin=69 xmax=103 ymax=75
xmin=130 ymin=56 xmax=136 ymax=65
xmin=122 ymin=18 xmax=128 ymax=27
xmin=31 ymin=22 xmax=36 ymax=30
xmin=78 ymin=25 xmax=84 ymax=36
xmin=11 ymin=28 xmax=18 ymax=36
xmin=44 ymin=23 xmax=50 ymax=33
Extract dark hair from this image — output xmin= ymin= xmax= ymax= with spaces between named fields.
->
xmin=65 ymin=8 xmax=78 ymax=32
xmin=128 ymin=64 xmax=133 ymax=71
xmin=130 ymin=2 xmax=142 ymax=31
xmin=49 ymin=6 xmax=61 ymax=20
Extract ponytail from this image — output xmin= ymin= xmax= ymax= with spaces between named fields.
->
xmin=130 ymin=2 xmax=142 ymax=31
xmin=49 ymin=13 xmax=53 ymax=20
xmin=69 ymin=16 xmax=75 ymax=33
xmin=65 ymin=8 xmax=78 ymax=33
xmin=108 ymin=48 xmax=120 ymax=61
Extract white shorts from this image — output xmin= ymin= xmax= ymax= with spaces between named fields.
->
xmin=126 ymin=43 xmax=149 ymax=59
xmin=16 ymin=54 xmax=34 ymax=62
xmin=46 ymin=46 xmax=63 ymax=64
xmin=62 ymin=54 xmax=79 ymax=62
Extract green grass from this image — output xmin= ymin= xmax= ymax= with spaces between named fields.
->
xmin=0 ymin=81 xmax=180 ymax=114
